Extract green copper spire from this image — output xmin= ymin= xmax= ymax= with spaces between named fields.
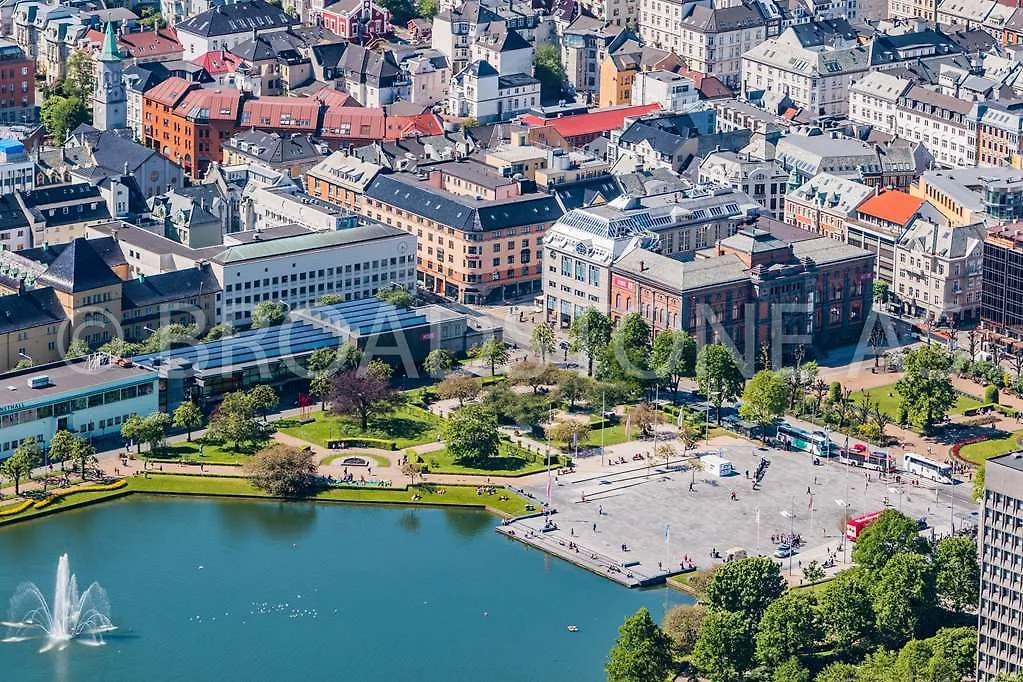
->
xmin=98 ymin=21 xmax=120 ymax=62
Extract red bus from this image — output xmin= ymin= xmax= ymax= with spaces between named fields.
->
xmin=838 ymin=448 xmax=894 ymax=473
xmin=846 ymin=510 xmax=885 ymax=541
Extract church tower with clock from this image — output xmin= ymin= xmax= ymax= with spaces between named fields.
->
xmin=93 ymin=21 xmax=126 ymax=131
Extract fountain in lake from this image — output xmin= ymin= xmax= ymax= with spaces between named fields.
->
xmin=2 ymin=553 xmax=115 ymax=651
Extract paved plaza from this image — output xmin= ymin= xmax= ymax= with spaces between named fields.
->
xmin=502 ymin=435 xmax=973 ymax=585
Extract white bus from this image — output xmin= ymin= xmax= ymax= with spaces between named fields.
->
xmin=776 ymin=423 xmax=833 ymax=457
xmin=903 ymin=452 xmax=954 ymax=484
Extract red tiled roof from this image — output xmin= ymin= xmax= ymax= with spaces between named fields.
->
xmin=676 ymin=68 xmax=734 ymax=100
xmin=518 ymin=103 xmax=661 ymax=139
xmin=240 ymin=97 xmax=320 ymax=131
xmin=192 ymin=50 xmax=243 ymax=75
xmin=391 ymin=112 xmax=444 ymax=138
xmin=320 ymin=106 xmax=385 ymax=139
xmin=857 ymin=189 xmax=925 ymax=226
xmin=145 ymin=76 xmax=197 ymax=108
xmin=175 ymin=87 xmax=243 ymax=122
xmin=119 ymin=28 xmax=181 ymax=58
xmin=313 ymin=87 xmax=361 ymax=108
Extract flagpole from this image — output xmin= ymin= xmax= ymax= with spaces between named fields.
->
xmin=601 ymin=392 xmax=606 ymax=468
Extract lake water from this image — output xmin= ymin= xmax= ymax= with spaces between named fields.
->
xmin=1 ymin=497 xmax=689 ymax=681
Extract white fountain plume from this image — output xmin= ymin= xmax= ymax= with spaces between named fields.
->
xmin=3 ymin=553 xmax=115 ymax=652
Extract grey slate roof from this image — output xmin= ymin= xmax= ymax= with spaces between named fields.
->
xmin=0 ymin=194 xmax=29 ymax=232
xmin=121 ymin=267 xmax=222 ymax=310
xmin=17 ymin=236 xmax=126 ymax=271
xmin=613 ymin=248 xmax=749 ymax=292
xmin=551 ymin=175 xmax=622 ymax=211
xmin=35 ymin=238 xmax=123 ymax=293
xmin=364 ymin=173 xmax=563 ymax=232
xmin=226 ymin=130 xmax=321 ymax=165
xmin=0 ymin=287 xmax=66 ymax=335
xmin=176 ymin=0 xmax=297 ymax=38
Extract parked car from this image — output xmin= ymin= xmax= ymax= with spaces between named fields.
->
xmin=773 ymin=544 xmax=795 ymax=558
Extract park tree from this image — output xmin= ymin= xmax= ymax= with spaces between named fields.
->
xmin=336 ymin=343 xmax=364 ymax=373
xmin=533 ymin=41 xmax=567 ymax=102
xmin=739 ymin=370 xmax=788 ymax=425
xmin=569 ymin=307 xmax=612 ymax=376
xmin=544 ymin=418 xmax=590 ymax=448
xmin=444 ymin=405 xmax=500 ymax=465
xmin=328 ymin=370 xmax=397 ymax=431
xmin=706 ymin=556 xmax=786 ymax=624
xmin=141 ymin=323 xmax=195 ymax=353
xmin=851 ymin=509 xmax=929 ymax=571
xmin=802 ymin=560 xmax=826 ymax=585
xmin=691 ymin=610 xmax=756 ymax=682
xmin=470 ymin=337 xmax=508 ymax=376
xmin=508 ymin=358 xmax=555 ymax=393
xmin=934 ymin=536 xmax=979 ymax=612
xmin=598 ymin=313 xmax=652 ymax=391
xmin=203 ymin=322 xmax=234 ymax=342
xmin=422 ymin=348 xmax=456 ymax=377
xmin=366 ymin=359 xmax=393 ymax=381
xmin=1 ymin=438 xmax=41 ymax=495
xmin=754 ymin=592 xmax=822 ymax=667
xmin=872 ymin=551 xmax=937 ymax=645
xmin=48 ymin=429 xmax=81 ymax=471
xmin=377 ymin=284 xmax=414 ymax=309
xmin=895 ymin=344 xmax=956 ymax=430
xmin=250 ymin=301 xmax=288 ymax=328
xmin=873 ymin=280 xmax=889 ymax=303
xmin=318 ymin=293 xmax=344 ymax=306
xmin=249 ymin=385 xmax=279 ymax=422
xmin=400 ymin=459 xmax=423 ymax=485
xmin=244 ymin=444 xmax=316 ymax=497
xmin=696 ymin=344 xmax=746 ymax=424
xmin=651 ymin=330 xmax=697 ymax=400
xmin=41 ymin=95 xmax=88 ymax=144
xmin=605 ymin=607 xmax=673 ymax=682
xmin=925 ymin=626 xmax=979 ymax=681
xmin=818 ymin=567 xmax=875 ymax=653
xmin=308 ymin=347 xmax=339 ymax=374
xmin=309 ymin=372 xmax=331 ymax=409
xmin=207 ymin=391 xmax=260 ymax=450
xmin=70 ymin=439 xmax=97 ymax=480
xmin=173 ymin=402 xmax=203 ymax=441
xmin=772 ymin=658 xmax=810 ymax=682
xmin=65 ymin=338 xmax=90 ymax=359
xmin=530 ymin=322 xmax=556 ymax=362
xmin=662 ymin=603 xmax=707 ymax=658
xmin=435 ymin=374 xmax=481 ymax=406
xmin=625 ymin=403 xmax=659 ymax=438
xmin=120 ymin=415 xmax=144 ymax=454
xmin=140 ymin=412 xmax=172 ymax=454
xmin=558 ymin=372 xmax=593 ymax=409
xmin=98 ymin=338 xmax=143 ymax=358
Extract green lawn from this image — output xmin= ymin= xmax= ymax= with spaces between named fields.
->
xmin=852 ymin=383 xmax=981 ymax=419
xmin=415 ymin=441 xmax=559 ymax=476
xmin=0 ymin=472 xmax=536 ymax=524
xmin=320 ymin=452 xmax=391 ymax=468
xmin=958 ymin=429 xmax=1023 ymax=465
xmin=278 ymin=406 xmax=444 ymax=449
xmin=579 ymin=422 xmax=634 ymax=448
xmin=146 ymin=438 xmax=270 ymax=465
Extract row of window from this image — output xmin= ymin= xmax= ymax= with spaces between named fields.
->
xmin=0 ymin=384 xmax=154 ymax=429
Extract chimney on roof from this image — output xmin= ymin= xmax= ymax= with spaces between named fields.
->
xmin=640 ymin=260 xmax=647 ymax=272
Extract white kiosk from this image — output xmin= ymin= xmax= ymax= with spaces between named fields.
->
xmin=700 ymin=454 xmax=734 ymax=477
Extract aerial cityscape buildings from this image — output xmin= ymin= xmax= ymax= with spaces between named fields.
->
xmin=2 ymin=0 xmax=1023 ymax=678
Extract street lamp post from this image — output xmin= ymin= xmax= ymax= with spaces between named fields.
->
xmin=781 ymin=498 xmax=795 ymax=576
xmin=835 ymin=498 xmax=850 ymax=564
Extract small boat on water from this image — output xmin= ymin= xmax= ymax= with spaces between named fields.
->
xmin=567 ymin=625 xmax=579 ymax=632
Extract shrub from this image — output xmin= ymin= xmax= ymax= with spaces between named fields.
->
xmin=859 ymin=422 xmax=882 ymax=442
xmin=984 ymin=384 xmax=999 ymax=405
xmin=326 ymin=437 xmax=397 ymax=450
xmin=32 ymin=479 xmax=128 ymax=509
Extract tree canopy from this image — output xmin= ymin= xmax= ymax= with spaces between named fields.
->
xmin=851 ymin=509 xmax=928 ymax=571
xmin=244 ymin=444 xmax=316 ymax=497
xmin=651 ymin=330 xmax=697 ymax=399
xmin=251 ymin=301 xmax=288 ymax=329
xmin=705 ymin=556 xmax=786 ymax=624
xmin=754 ymin=592 xmax=822 ymax=667
xmin=470 ymin=337 xmax=508 ymax=376
xmin=534 ymin=41 xmax=567 ymax=103
xmin=1 ymin=438 xmax=41 ymax=495
xmin=691 ymin=610 xmax=755 ymax=682
xmin=569 ymin=308 xmax=612 ymax=376
xmin=328 ymin=370 xmax=397 ymax=431
xmin=740 ymin=370 xmax=789 ymax=425
xmin=444 ymin=405 xmax=501 ymax=465
xmin=934 ymin=536 xmax=979 ymax=613
xmin=696 ymin=344 xmax=745 ymax=424
xmin=894 ymin=344 xmax=956 ymax=430
xmin=605 ymin=607 xmax=674 ymax=682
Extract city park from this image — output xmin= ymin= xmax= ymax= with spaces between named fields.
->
xmin=0 ymin=303 xmax=1016 ymax=681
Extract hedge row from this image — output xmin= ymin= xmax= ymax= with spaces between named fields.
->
xmin=0 ymin=499 xmax=33 ymax=517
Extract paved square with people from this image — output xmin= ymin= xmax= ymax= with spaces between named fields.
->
xmin=504 ymin=436 xmax=970 ymax=584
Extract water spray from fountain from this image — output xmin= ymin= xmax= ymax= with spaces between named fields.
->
xmin=3 ymin=553 xmax=115 ymax=651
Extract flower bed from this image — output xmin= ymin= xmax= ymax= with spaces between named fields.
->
xmin=33 ymin=479 xmax=128 ymax=509
xmin=0 ymin=499 xmax=33 ymax=517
